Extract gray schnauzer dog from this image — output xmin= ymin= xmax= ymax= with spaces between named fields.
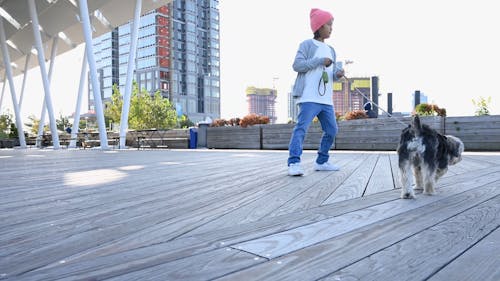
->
xmin=397 ymin=115 xmax=464 ymax=199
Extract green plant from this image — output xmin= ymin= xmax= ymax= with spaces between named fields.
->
xmin=471 ymin=96 xmax=491 ymax=116
xmin=178 ymin=114 xmax=194 ymax=128
xmin=0 ymin=112 xmax=12 ymax=138
xmin=414 ymin=103 xmax=446 ymax=117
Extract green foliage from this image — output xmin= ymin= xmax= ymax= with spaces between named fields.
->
xmin=56 ymin=113 xmax=71 ymax=132
xmin=178 ymin=114 xmax=194 ymax=129
xmin=471 ymin=96 xmax=491 ymax=116
xmin=104 ymin=82 xmax=178 ymax=130
xmin=9 ymin=123 xmax=18 ymax=138
xmin=414 ymin=103 xmax=446 ymax=117
xmin=24 ymin=115 xmax=46 ymax=136
xmin=0 ymin=112 xmax=12 ymax=139
xmin=105 ymin=84 xmax=123 ymax=124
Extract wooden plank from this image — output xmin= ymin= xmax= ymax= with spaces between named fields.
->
xmin=322 ymin=153 xmax=379 ymax=204
xmin=427 ymin=226 xmax=500 ymax=281
xmin=389 ymin=153 xmax=402 ymax=189
xmin=103 ymin=249 xmax=262 ymax=281
xmin=217 ymin=182 xmax=500 ymax=281
xmin=322 ymin=195 xmax=500 ymax=281
xmin=15 ymin=247 xmax=262 ymax=281
xmin=364 ymin=153 xmax=395 ymax=195
xmin=267 ymin=153 xmax=370 ymax=217
xmin=207 ymin=126 xmax=261 ymax=149
xmin=0 ymin=157 xmax=288 ymax=269
xmin=231 ymin=170 xmax=500 ymax=259
xmin=14 ymin=192 xmax=403 ymax=280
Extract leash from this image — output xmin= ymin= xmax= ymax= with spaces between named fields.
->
xmin=342 ymin=75 xmax=408 ymax=127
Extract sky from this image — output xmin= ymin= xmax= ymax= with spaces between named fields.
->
xmin=1 ymin=0 xmax=499 ymax=125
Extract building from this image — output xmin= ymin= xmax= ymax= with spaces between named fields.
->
xmin=333 ymin=77 xmax=376 ymax=116
xmin=246 ymin=86 xmax=277 ymax=124
xmin=89 ymin=0 xmax=220 ymax=123
xmin=287 ymin=76 xmax=377 ymax=122
xmin=287 ymin=87 xmax=298 ymax=122
xmin=412 ymin=90 xmax=428 ymax=109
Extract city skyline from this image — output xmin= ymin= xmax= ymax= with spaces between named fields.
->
xmin=2 ymin=0 xmax=499 ymax=124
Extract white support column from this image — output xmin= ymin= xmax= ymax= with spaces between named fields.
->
xmin=0 ymin=73 xmax=5 ymax=110
xmin=119 ymin=0 xmax=142 ymax=149
xmin=36 ymin=36 xmax=58 ymax=147
xmin=0 ymin=18 xmax=26 ymax=148
xmin=78 ymin=0 xmax=108 ymax=149
xmin=27 ymin=0 xmax=60 ymax=149
xmin=18 ymin=52 xmax=31 ymax=109
xmin=69 ymin=47 xmax=87 ymax=148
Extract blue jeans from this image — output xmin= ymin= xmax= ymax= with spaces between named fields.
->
xmin=288 ymin=102 xmax=338 ymax=166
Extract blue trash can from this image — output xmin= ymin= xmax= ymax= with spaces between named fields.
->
xmin=189 ymin=128 xmax=198 ymax=149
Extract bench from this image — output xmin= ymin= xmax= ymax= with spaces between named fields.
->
xmin=82 ymin=137 xmax=120 ymax=149
xmin=133 ymin=129 xmax=190 ymax=150
xmin=137 ymin=137 xmax=190 ymax=150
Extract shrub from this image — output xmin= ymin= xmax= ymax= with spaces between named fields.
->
xmin=414 ymin=103 xmax=446 ymax=117
xmin=239 ymin=114 xmax=270 ymax=128
xmin=210 ymin=118 xmax=228 ymax=127
xmin=228 ymin=117 xmax=241 ymax=126
xmin=344 ymin=110 xmax=368 ymax=120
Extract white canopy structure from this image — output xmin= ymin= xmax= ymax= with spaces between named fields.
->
xmin=0 ymin=0 xmax=171 ymax=149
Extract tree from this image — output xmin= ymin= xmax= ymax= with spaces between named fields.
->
xmin=148 ymin=91 xmax=177 ymax=129
xmin=56 ymin=113 xmax=71 ymax=132
xmin=104 ymin=84 xmax=123 ymax=124
xmin=24 ymin=115 xmax=46 ymax=136
xmin=178 ymin=114 xmax=194 ymax=128
xmin=0 ymin=112 xmax=12 ymax=139
xmin=472 ymin=96 xmax=491 ymax=116
xmin=104 ymin=82 xmax=178 ymax=130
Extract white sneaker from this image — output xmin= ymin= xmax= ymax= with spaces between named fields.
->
xmin=314 ymin=161 xmax=340 ymax=171
xmin=288 ymin=163 xmax=304 ymax=176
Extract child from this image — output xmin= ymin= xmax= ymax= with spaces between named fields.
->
xmin=288 ymin=8 xmax=344 ymax=176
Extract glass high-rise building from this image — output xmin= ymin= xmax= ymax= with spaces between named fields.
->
xmin=88 ymin=0 xmax=220 ymax=123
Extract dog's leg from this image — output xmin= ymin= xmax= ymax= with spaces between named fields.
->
xmin=423 ymin=164 xmax=436 ymax=195
xmin=412 ymin=165 xmax=424 ymax=190
xmin=400 ymin=160 xmax=415 ymax=199
xmin=435 ymin=167 xmax=447 ymax=181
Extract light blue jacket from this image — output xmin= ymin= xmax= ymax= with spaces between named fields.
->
xmin=292 ymin=39 xmax=340 ymax=97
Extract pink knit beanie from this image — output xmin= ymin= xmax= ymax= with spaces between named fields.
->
xmin=310 ymin=8 xmax=334 ymax=32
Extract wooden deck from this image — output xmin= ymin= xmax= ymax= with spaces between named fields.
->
xmin=0 ymin=148 xmax=499 ymax=281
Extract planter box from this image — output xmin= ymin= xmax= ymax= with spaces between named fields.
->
xmin=261 ymin=123 xmax=324 ymax=150
xmin=207 ymin=126 xmax=261 ymax=149
xmin=445 ymin=115 xmax=500 ymax=151
xmin=335 ymin=116 xmax=444 ymax=150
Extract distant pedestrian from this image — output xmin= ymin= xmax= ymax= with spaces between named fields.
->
xmin=288 ymin=8 xmax=344 ymax=176
xmin=364 ymin=102 xmax=377 ymax=118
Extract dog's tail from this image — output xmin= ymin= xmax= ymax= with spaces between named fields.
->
xmin=412 ymin=114 xmax=423 ymax=137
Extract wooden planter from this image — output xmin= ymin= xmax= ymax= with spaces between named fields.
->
xmin=445 ymin=115 xmax=500 ymax=151
xmin=261 ymin=123 xmax=324 ymax=150
xmin=335 ymin=116 xmax=444 ymax=150
xmin=207 ymin=126 xmax=262 ymax=149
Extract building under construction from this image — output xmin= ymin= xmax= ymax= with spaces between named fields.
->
xmin=288 ymin=76 xmax=379 ymax=121
xmin=333 ymin=76 xmax=379 ymax=117
xmin=246 ymin=86 xmax=277 ymax=124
